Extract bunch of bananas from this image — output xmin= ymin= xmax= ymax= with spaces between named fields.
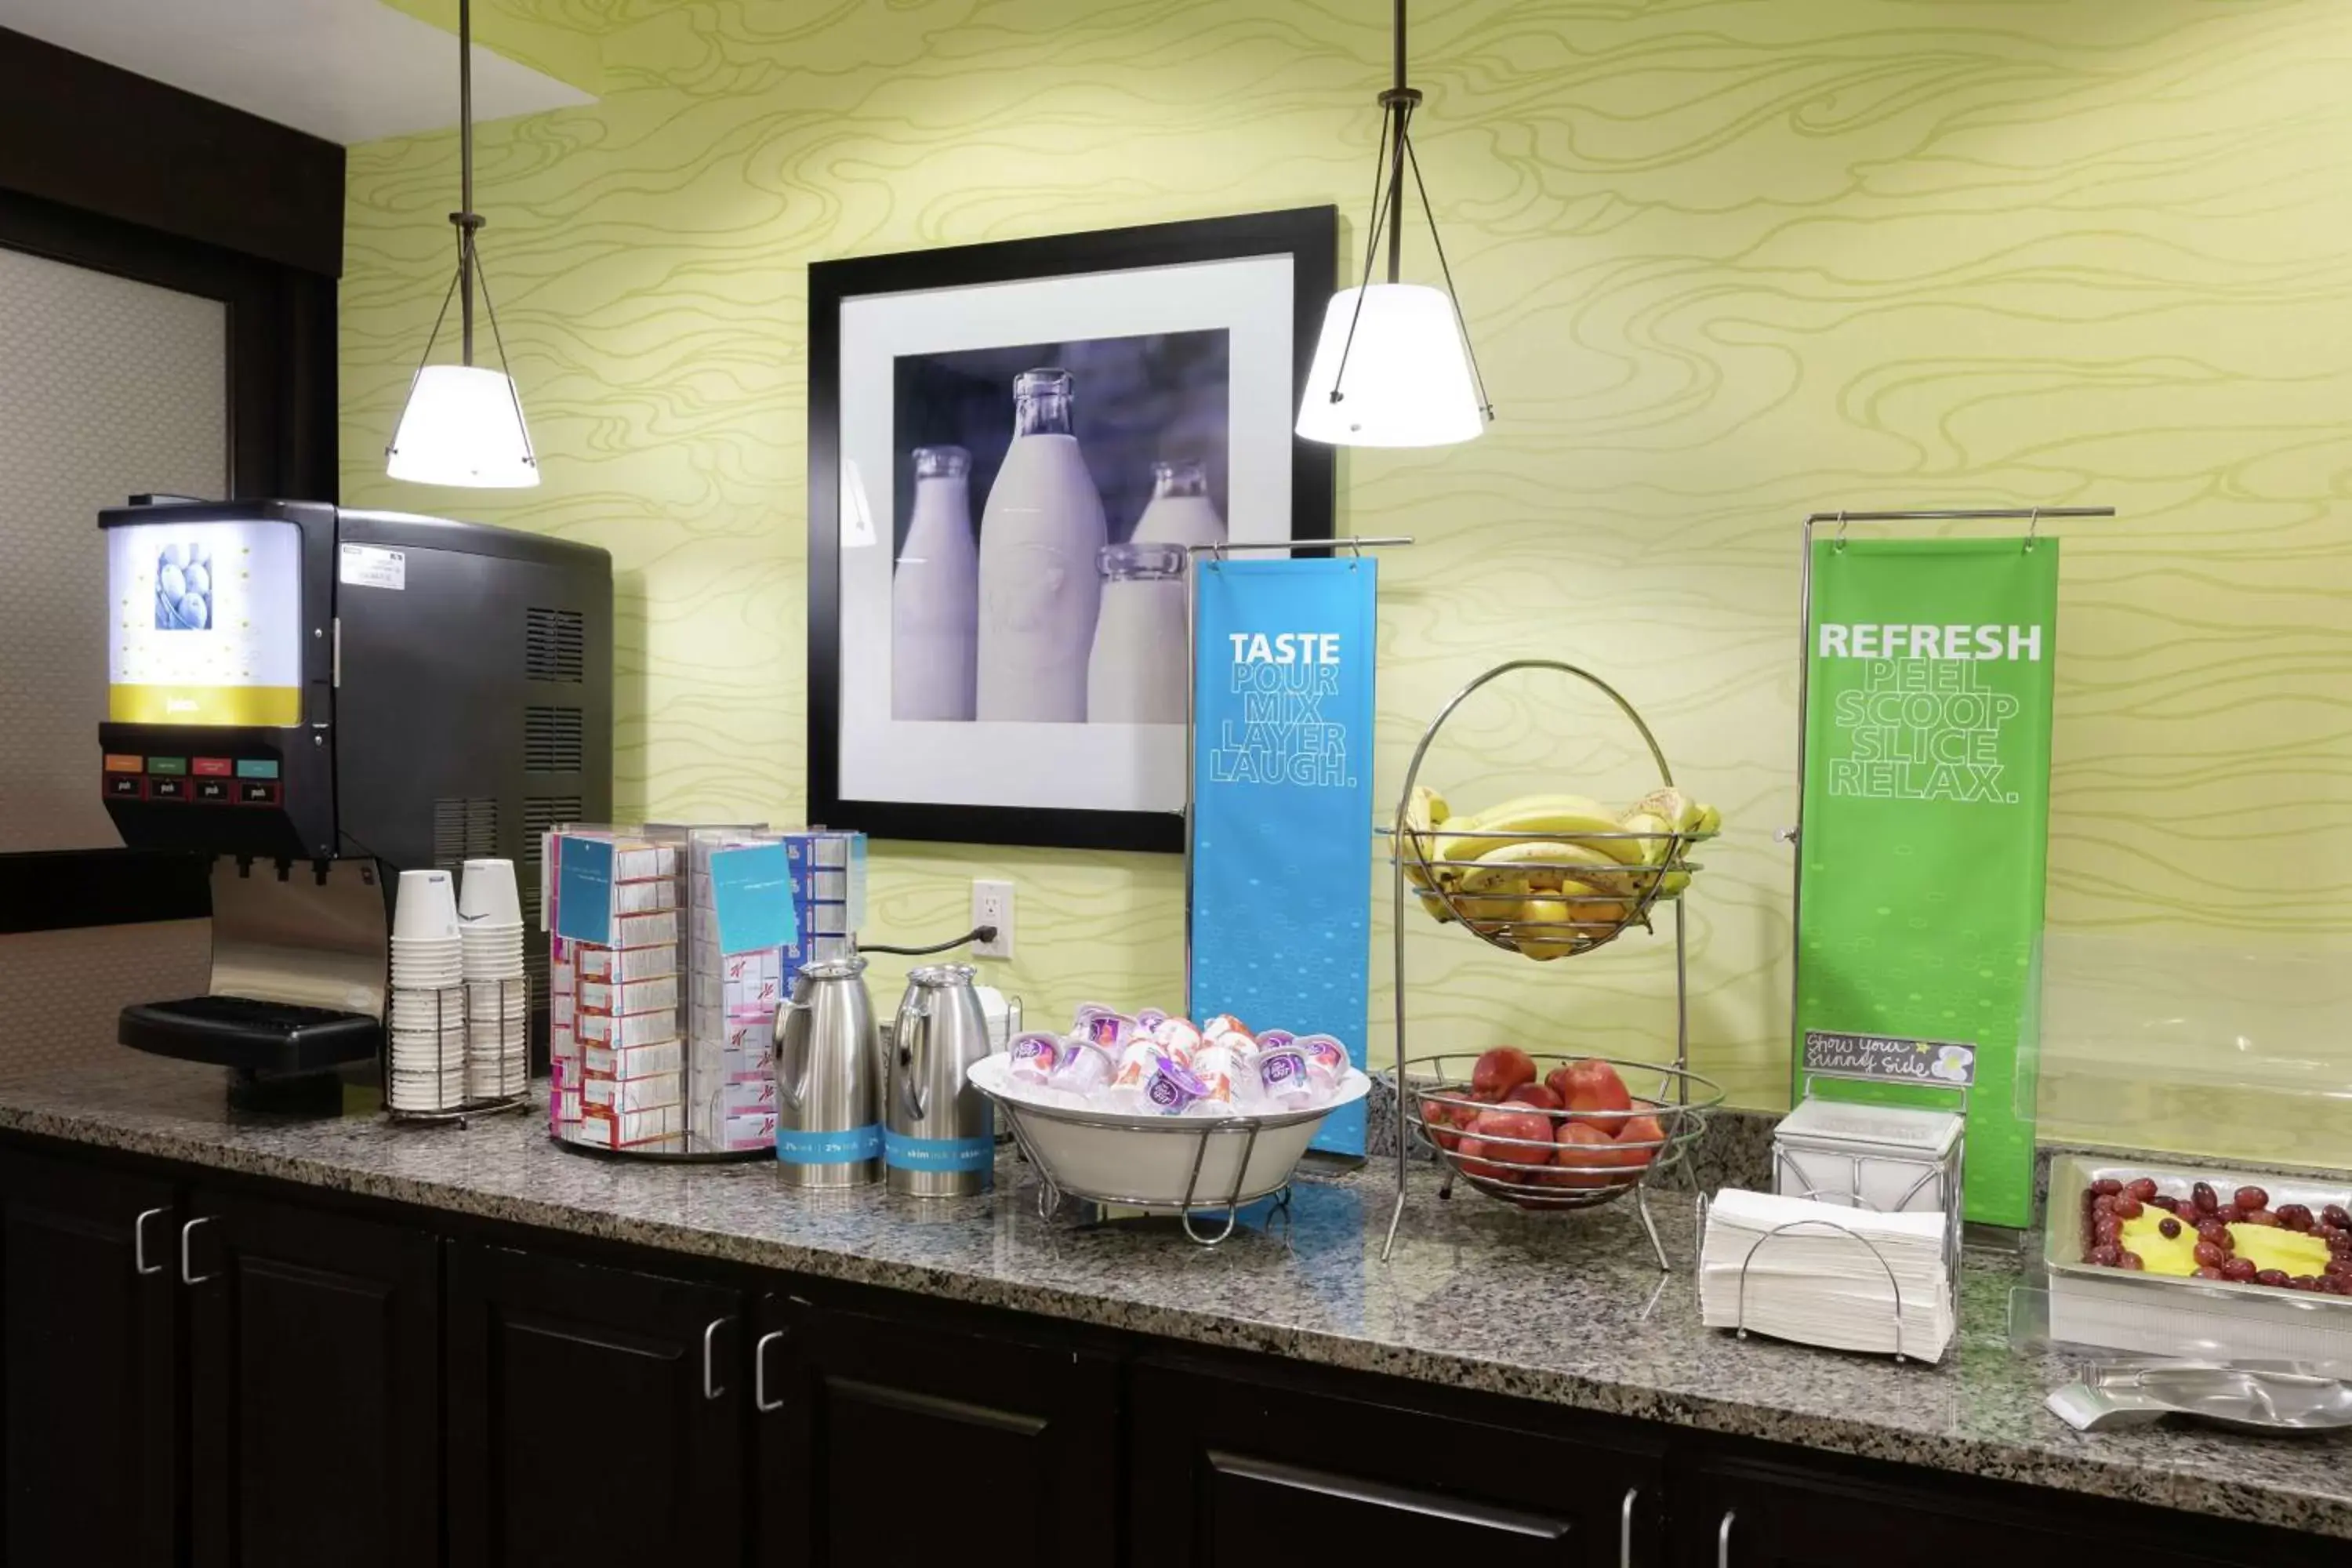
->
xmin=1392 ymin=785 xmax=1721 ymax=960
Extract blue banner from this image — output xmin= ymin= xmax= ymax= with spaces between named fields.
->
xmin=1189 ymin=557 xmax=1377 ymax=1156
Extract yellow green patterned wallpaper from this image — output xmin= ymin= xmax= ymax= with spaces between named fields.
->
xmin=341 ymin=0 xmax=2352 ymax=1156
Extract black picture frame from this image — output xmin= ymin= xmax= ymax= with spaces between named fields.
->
xmin=806 ymin=206 xmax=1338 ymax=854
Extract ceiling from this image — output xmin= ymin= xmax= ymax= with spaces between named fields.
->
xmin=0 ymin=0 xmax=590 ymax=145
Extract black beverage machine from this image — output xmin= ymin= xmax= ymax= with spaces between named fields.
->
xmin=98 ymin=497 xmax=612 ymax=1106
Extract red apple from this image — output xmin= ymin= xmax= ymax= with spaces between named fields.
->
xmin=1551 ymin=1122 xmax=1620 ymax=1189
xmin=1418 ymin=1095 xmax=1464 ymax=1152
xmin=1556 ymin=1058 xmax=1632 ymax=1120
xmin=1470 ymin=1047 xmax=1537 ymax=1100
xmin=1610 ymin=1114 xmax=1666 ymax=1175
xmin=1504 ymin=1083 xmax=1563 ymax=1112
xmin=1458 ymin=1108 xmax=1553 ymax=1182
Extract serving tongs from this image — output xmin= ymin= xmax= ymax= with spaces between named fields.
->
xmin=2048 ymin=1362 xmax=2352 ymax=1434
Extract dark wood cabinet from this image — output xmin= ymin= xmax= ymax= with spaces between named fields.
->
xmin=1132 ymin=1360 xmax=1664 ymax=1567
xmin=445 ymin=1238 xmax=746 ymax=1568
xmin=183 ymin=1185 xmax=441 ymax=1568
xmin=754 ymin=1293 xmax=1120 ymax=1568
xmin=0 ymin=1149 xmax=179 ymax=1566
xmin=1671 ymin=1454 xmax=2327 ymax=1568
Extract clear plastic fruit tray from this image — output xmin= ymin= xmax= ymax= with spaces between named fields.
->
xmin=2044 ymin=1153 xmax=2352 ymax=1367
xmin=1402 ymin=1054 xmax=1719 ymax=1272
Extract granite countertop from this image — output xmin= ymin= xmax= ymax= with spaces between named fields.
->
xmin=3 ymin=1056 xmax=2347 ymax=1540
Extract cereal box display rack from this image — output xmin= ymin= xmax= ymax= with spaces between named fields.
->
xmin=543 ymin=823 xmax=862 ymax=1161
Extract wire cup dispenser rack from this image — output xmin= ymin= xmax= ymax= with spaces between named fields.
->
xmin=380 ymin=975 xmax=530 ymax=1125
xmin=1379 ymin=659 xmax=1724 ymax=1269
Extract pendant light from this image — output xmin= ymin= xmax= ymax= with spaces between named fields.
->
xmin=1296 ymin=0 xmax=1493 ymax=448
xmin=386 ymin=0 xmax=539 ymax=488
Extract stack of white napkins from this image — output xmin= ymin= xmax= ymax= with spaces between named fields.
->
xmin=1700 ymin=1189 xmax=1954 ymax=1361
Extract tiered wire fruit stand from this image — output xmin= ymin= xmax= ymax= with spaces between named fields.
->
xmin=1380 ymin=659 xmax=1723 ymax=1269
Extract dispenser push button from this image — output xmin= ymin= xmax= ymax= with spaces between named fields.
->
xmin=194 ymin=779 xmax=231 ymax=804
xmin=105 ymin=775 xmax=143 ymax=800
xmin=149 ymin=778 xmax=189 ymax=801
xmin=236 ymin=780 xmax=280 ymax=806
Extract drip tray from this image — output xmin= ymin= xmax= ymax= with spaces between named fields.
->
xmin=121 ymin=994 xmax=383 ymax=1076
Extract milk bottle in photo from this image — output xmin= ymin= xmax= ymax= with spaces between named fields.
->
xmin=1129 ymin=458 xmax=1225 ymax=550
xmin=976 ymin=368 xmax=1107 ymax=723
xmin=1087 ymin=543 xmax=1189 ymax=724
xmin=891 ymin=445 xmax=978 ymax=720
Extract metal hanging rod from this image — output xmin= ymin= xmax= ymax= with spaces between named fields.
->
xmin=1186 ymin=535 xmax=1414 ymax=560
xmin=1802 ymin=507 xmax=2114 ymax=525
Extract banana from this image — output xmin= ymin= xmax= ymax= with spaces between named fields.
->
xmin=1657 ymin=869 xmax=1691 ymax=897
xmin=1629 ymin=786 xmax=1705 ymax=835
xmin=1693 ymin=803 xmax=1722 ymax=836
xmin=1512 ymin=895 xmax=1628 ymax=960
xmin=1393 ymin=784 xmax=1451 ymax=890
xmin=1416 ymin=890 xmax=1456 ymax=924
xmin=1436 ymin=795 xmax=1645 ymax=869
xmin=1618 ymin=810 xmax=1677 ymax=867
xmin=1458 ymin=840 xmax=1617 ymax=898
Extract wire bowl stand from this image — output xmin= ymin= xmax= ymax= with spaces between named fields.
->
xmin=984 ymin=1092 xmax=1331 ymax=1247
xmin=1381 ymin=659 xmax=1719 ymax=1268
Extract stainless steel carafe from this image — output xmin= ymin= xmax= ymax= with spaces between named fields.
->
xmin=772 ymin=956 xmax=881 ymax=1188
xmin=885 ymin=963 xmax=996 ymax=1196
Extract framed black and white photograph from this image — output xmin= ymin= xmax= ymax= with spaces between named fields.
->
xmin=807 ymin=207 xmax=1337 ymax=852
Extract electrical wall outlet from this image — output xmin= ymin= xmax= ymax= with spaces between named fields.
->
xmin=971 ymin=880 xmax=1014 ymax=960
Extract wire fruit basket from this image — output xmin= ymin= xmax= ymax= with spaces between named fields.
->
xmin=1381 ymin=659 xmax=1719 ymax=1270
xmin=1406 ymin=1053 xmax=1720 ymax=1212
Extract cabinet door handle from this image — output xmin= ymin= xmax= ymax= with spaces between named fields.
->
xmin=1620 ymin=1486 xmax=1639 ymax=1568
xmin=753 ymin=1329 xmax=786 ymax=1412
xmin=1717 ymin=1509 xmax=1736 ymax=1568
xmin=702 ymin=1318 xmax=728 ymax=1401
xmin=179 ymin=1216 xmax=214 ymax=1285
xmin=132 ymin=1207 xmax=168 ymax=1276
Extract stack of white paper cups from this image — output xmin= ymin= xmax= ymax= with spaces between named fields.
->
xmin=459 ymin=858 xmax=528 ymax=1100
xmin=389 ymin=869 xmax=465 ymax=1111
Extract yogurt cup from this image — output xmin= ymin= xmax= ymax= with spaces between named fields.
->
xmin=1255 ymin=1044 xmax=1315 ymax=1107
xmin=1050 ymin=1039 xmax=1115 ymax=1094
xmin=1190 ymin=1040 xmax=1242 ymax=1104
xmin=1007 ymin=1032 xmax=1070 ymax=1084
xmin=1295 ymin=1033 xmax=1348 ymax=1089
xmin=1138 ymin=1055 xmax=1207 ymax=1116
xmin=1074 ymin=1005 xmax=1134 ymax=1050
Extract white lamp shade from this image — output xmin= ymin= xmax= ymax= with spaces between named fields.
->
xmin=387 ymin=365 xmax=541 ymax=488
xmin=1294 ymin=283 xmax=1484 ymax=448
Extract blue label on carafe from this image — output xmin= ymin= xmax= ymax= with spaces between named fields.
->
xmin=775 ymin=1123 xmax=880 ymax=1165
xmin=882 ymin=1125 xmax=995 ymax=1177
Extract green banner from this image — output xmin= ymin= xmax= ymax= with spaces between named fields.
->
xmin=1794 ymin=537 xmax=2060 ymax=1227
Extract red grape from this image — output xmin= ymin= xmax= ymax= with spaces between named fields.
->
xmin=2292 ymin=1276 xmax=2323 ymax=1291
xmin=2197 ymin=1221 xmax=2232 ymax=1250
xmin=2277 ymin=1203 xmax=2316 ymax=1232
xmin=2089 ymin=1243 xmax=2122 ymax=1267
xmin=2125 ymin=1177 xmax=2160 ymax=1202
xmin=2193 ymin=1241 xmax=2226 ymax=1268
xmin=2113 ymin=1196 xmax=2144 ymax=1220
xmin=2196 ymin=1266 xmax=2227 ymax=1280
xmin=2158 ymin=1217 xmax=2183 ymax=1240
xmin=2242 ymin=1208 xmax=2281 ymax=1228
xmin=2093 ymin=1216 xmax=2123 ymax=1245
xmin=2325 ymin=1204 xmax=2351 ymax=1230
xmin=2256 ymin=1269 xmax=2291 ymax=1288
xmin=2235 ymin=1185 xmax=2270 ymax=1212
xmin=2092 ymin=1193 xmax=2118 ymax=1216
xmin=2191 ymin=1181 xmax=2219 ymax=1214
xmin=2119 ymin=1250 xmax=2146 ymax=1270
xmin=2330 ymin=1258 xmax=2352 ymax=1279
xmin=2331 ymin=1232 xmax=2352 ymax=1258
xmin=2222 ymin=1258 xmax=2258 ymax=1282
xmin=2213 ymin=1205 xmax=2242 ymax=1225
xmin=2092 ymin=1178 xmax=2124 ymax=1197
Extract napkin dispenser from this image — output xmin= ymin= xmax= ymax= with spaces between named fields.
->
xmin=1772 ymin=1097 xmax=1965 ymax=1218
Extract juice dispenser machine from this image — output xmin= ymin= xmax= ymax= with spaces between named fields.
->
xmin=98 ymin=496 xmax=612 ymax=1105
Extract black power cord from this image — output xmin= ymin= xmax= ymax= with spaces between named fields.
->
xmin=860 ymin=924 xmax=997 ymax=957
